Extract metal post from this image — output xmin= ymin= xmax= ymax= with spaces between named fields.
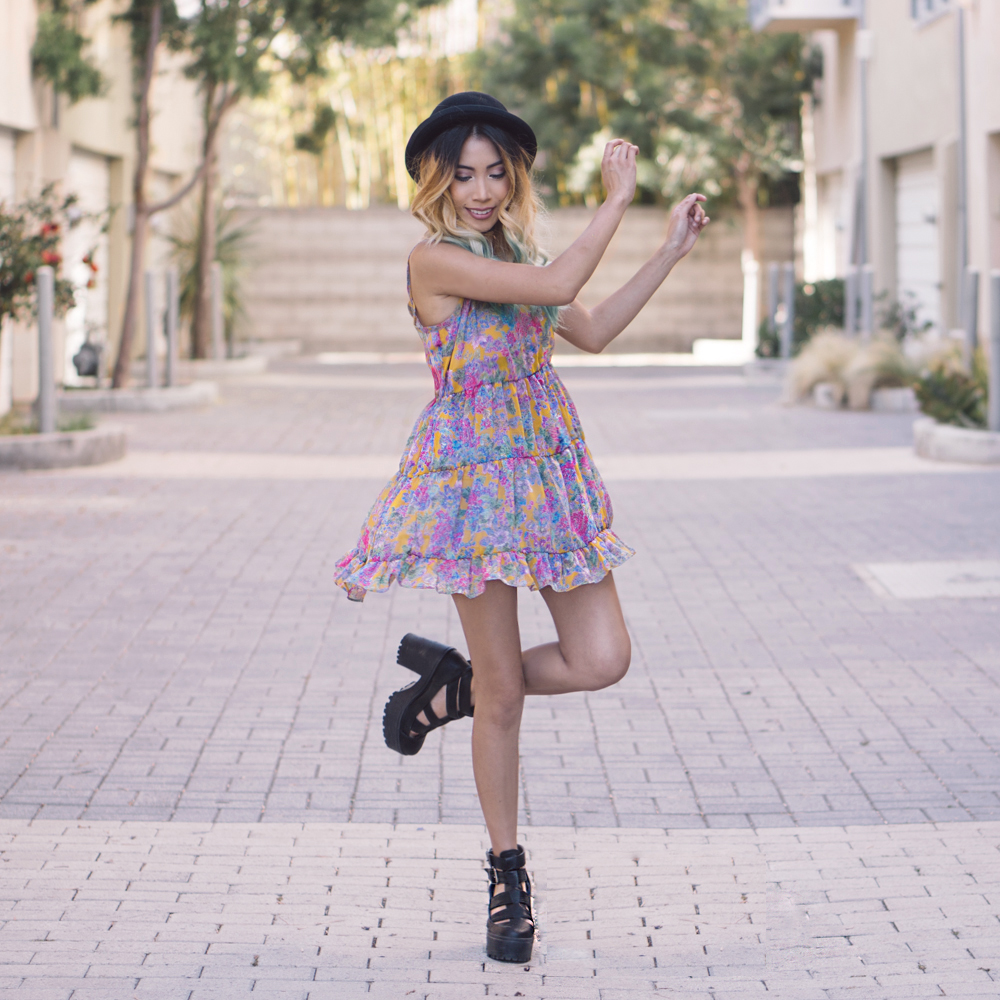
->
xmin=780 ymin=262 xmax=795 ymax=358
xmin=145 ymin=270 xmax=158 ymax=388
xmin=741 ymin=251 xmax=760 ymax=354
xmin=210 ymin=261 xmax=225 ymax=360
xmin=36 ymin=266 xmax=56 ymax=434
xmin=956 ymin=7 xmax=969 ymax=319
xmin=964 ymin=268 xmax=980 ymax=352
xmin=767 ymin=262 xmax=780 ymax=335
xmin=989 ymin=271 xmax=1000 ymax=432
xmin=845 ymin=269 xmax=858 ymax=337
xmin=860 ymin=264 xmax=874 ymax=340
xmin=165 ymin=267 xmax=179 ymax=387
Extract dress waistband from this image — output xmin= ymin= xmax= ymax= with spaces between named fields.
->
xmin=437 ymin=360 xmax=557 ymax=397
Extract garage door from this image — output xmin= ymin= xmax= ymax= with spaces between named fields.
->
xmin=0 ymin=126 xmax=16 ymax=204
xmin=895 ymin=148 xmax=940 ymax=334
xmin=63 ymin=148 xmax=111 ymax=383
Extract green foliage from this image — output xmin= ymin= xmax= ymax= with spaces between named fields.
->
xmin=876 ymin=291 xmax=932 ymax=342
xmin=756 ymin=278 xmax=843 ymax=358
xmin=294 ymin=104 xmax=336 ymax=154
xmin=0 ymin=185 xmax=89 ymax=327
xmin=167 ymin=207 xmax=255 ymax=348
xmin=477 ymin=0 xmax=812 ymax=205
xmin=915 ymin=349 xmax=988 ymax=429
xmin=32 ymin=3 xmax=105 ymax=103
xmin=794 ymin=278 xmax=843 ymax=350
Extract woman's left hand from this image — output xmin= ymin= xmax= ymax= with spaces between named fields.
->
xmin=664 ymin=194 xmax=709 ymax=258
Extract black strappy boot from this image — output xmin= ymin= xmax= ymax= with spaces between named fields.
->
xmin=382 ymin=634 xmax=474 ymax=756
xmin=485 ymin=845 xmax=534 ymax=963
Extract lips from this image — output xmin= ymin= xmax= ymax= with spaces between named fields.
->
xmin=466 ymin=207 xmax=495 ymax=220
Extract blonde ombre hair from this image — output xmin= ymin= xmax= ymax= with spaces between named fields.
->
xmin=411 ymin=123 xmax=550 ymax=273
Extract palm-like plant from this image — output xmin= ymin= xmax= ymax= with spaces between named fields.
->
xmin=167 ymin=206 xmax=255 ymax=357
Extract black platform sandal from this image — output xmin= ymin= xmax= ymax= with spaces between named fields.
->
xmin=382 ymin=634 xmax=474 ymax=756
xmin=485 ymin=845 xmax=534 ymax=963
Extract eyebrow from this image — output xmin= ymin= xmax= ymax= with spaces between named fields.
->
xmin=456 ymin=160 xmax=504 ymax=171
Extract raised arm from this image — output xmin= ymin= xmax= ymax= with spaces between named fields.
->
xmin=409 ymin=140 xmax=638 ymax=311
xmin=555 ymin=193 xmax=710 ymax=354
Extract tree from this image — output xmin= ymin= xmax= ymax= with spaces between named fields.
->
xmin=31 ymin=0 xmax=106 ymax=104
xmin=111 ymin=0 xmax=425 ymax=384
xmin=478 ymin=0 xmax=814 ymax=261
xmin=110 ymin=0 xmax=202 ymax=387
xmin=183 ymin=0 xmax=430 ymax=359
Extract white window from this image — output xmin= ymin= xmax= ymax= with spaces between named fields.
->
xmin=911 ymin=0 xmax=950 ymax=25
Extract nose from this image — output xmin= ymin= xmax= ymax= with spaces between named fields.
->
xmin=473 ymin=175 xmax=489 ymax=201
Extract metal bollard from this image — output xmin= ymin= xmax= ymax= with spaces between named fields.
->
xmin=145 ymin=270 xmax=158 ymax=389
xmin=767 ymin=262 xmax=780 ymax=335
xmin=989 ymin=271 xmax=1000 ymax=433
xmin=845 ymin=269 xmax=858 ymax=337
xmin=780 ymin=262 xmax=795 ymax=358
xmin=210 ymin=261 xmax=225 ymax=360
xmin=36 ymin=265 xmax=56 ymax=433
xmin=860 ymin=264 xmax=874 ymax=339
xmin=965 ymin=268 xmax=980 ymax=353
xmin=741 ymin=251 xmax=760 ymax=353
xmin=165 ymin=267 xmax=179 ymax=387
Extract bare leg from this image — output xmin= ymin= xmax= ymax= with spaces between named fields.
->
xmin=452 ymin=581 xmax=524 ymax=854
xmin=450 ymin=573 xmax=631 ymax=853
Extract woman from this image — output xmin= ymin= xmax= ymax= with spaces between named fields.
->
xmin=335 ymin=92 xmax=709 ymax=963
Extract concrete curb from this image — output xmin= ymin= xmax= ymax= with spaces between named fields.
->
xmin=58 ymin=380 xmax=219 ymax=413
xmin=913 ymin=416 xmax=1000 ymax=464
xmin=0 ymin=424 xmax=126 ymax=470
xmin=178 ymin=355 xmax=268 ymax=378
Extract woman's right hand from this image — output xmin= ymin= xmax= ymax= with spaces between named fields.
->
xmin=601 ymin=140 xmax=638 ymax=207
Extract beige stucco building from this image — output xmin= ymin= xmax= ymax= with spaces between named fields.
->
xmin=0 ymin=0 xmax=201 ymax=411
xmin=754 ymin=0 xmax=999 ymax=341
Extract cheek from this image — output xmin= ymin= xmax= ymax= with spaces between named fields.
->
xmin=494 ymin=178 xmax=512 ymax=203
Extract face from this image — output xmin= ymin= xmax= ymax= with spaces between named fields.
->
xmin=448 ymin=134 xmax=511 ymax=232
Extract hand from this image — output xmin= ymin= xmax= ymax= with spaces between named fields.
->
xmin=601 ymin=139 xmax=638 ymax=207
xmin=664 ymin=193 xmax=710 ymax=258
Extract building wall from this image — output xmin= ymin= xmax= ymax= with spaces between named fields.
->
xmin=806 ymin=2 xmax=999 ymax=339
xmin=0 ymin=0 xmax=201 ymax=403
xmin=234 ymin=205 xmax=795 ymax=354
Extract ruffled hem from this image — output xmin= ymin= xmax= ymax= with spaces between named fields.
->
xmin=334 ymin=528 xmax=634 ymax=602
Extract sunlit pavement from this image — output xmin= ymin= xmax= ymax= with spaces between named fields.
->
xmin=2 ymin=356 xmax=1000 ymax=998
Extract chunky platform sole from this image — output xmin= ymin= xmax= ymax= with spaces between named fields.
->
xmin=485 ymin=926 xmax=534 ymax=963
xmin=381 ymin=635 xmax=466 ymax=756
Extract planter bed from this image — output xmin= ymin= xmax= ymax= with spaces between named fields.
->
xmin=59 ymin=380 xmax=218 ymax=413
xmin=913 ymin=417 xmax=1000 ymax=465
xmin=0 ymin=424 xmax=126 ymax=470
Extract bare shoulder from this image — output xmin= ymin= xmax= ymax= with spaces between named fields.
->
xmin=409 ymin=239 xmax=466 ymax=275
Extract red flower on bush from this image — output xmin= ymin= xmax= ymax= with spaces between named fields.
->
xmin=41 ymin=250 xmax=62 ymax=265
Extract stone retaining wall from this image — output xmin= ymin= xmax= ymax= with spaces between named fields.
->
xmin=235 ymin=204 xmax=794 ymax=353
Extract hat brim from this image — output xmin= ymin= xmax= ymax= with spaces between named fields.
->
xmin=405 ymin=106 xmax=537 ymax=180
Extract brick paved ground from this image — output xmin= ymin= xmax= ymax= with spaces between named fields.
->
xmin=2 ymin=357 xmax=1000 ymax=996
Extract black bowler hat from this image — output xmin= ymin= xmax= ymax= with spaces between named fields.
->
xmin=405 ymin=92 xmax=537 ymax=180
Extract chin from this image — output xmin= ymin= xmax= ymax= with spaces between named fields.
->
xmin=462 ymin=211 xmax=496 ymax=231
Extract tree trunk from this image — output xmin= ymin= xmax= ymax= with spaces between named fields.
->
xmin=111 ymin=1 xmax=161 ymax=389
xmin=191 ymin=85 xmax=219 ymax=359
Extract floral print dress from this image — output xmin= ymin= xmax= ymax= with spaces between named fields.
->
xmin=334 ymin=265 xmax=634 ymax=601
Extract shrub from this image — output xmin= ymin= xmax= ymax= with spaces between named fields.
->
xmin=914 ymin=347 xmax=987 ymax=429
xmin=844 ymin=337 xmax=918 ymax=409
xmin=756 ymin=278 xmax=845 ymax=358
xmin=786 ymin=329 xmax=858 ymax=402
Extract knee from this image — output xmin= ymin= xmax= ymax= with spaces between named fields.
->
xmin=473 ymin=674 xmax=525 ymax=730
xmin=581 ymin=635 xmax=631 ymax=691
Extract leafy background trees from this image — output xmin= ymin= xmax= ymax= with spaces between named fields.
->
xmin=477 ymin=0 xmax=815 ymax=262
